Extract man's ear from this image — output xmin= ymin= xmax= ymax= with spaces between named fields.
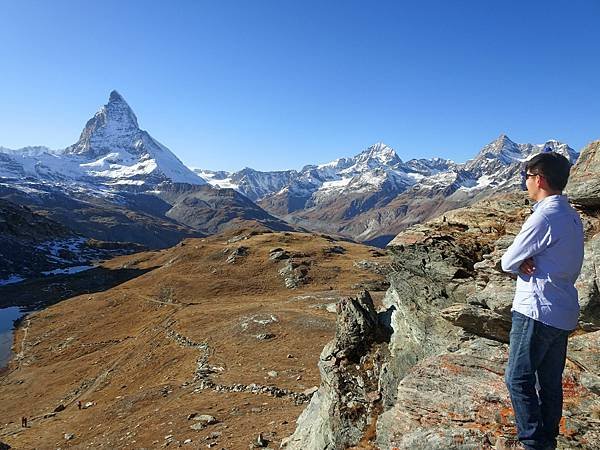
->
xmin=536 ymin=176 xmax=543 ymax=188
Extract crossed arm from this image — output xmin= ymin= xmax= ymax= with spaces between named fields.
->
xmin=501 ymin=213 xmax=551 ymax=276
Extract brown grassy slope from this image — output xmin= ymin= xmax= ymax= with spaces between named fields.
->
xmin=0 ymin=229 xmax=389 ymax=449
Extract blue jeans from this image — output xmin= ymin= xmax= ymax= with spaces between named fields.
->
xmin=505 ymin=311 xmax=570 ymax=450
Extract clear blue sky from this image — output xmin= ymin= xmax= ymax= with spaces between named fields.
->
xmin=1 ymin=0 xmax=599 ymax=171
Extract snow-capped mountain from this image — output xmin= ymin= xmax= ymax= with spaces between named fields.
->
xmin=195 ymin=167 xmax=299 ymax=201
xmin=458 ymin=134 xmax=578 ymax=190
xmin=195 ymin=142 xmax=457 ymax=210
xmin=321 ymin=135 xmax=579 ymax=243
xmin=0 ymin=91 xmax=291 ymax=251
xmin=193 ymin=135 xmax=577 ymax=245
xmin=0 ymin=91 xmax=205 ymax=189
xmin=196 ymin=135 xmax=577 ymax=212
xmin=0 ymin=89 xmax=582 ymax=249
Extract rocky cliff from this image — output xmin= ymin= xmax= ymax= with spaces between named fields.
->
xmin=283 ymin=142 xmax=600 ymax=449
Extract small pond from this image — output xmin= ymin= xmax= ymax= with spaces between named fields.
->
xmin=0 ymin=306 xmax=28 ymax=368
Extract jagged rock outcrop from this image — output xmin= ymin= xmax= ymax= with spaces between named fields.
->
xmin=575 ymin=234 xmax=600 ymax=331
xmin=278 ymin=259 xmax=310 ymax=289
xmin=281 ymin=291 xmax=391 ymax=448
xmin=566 ymin=140 xmax=600 ymax=207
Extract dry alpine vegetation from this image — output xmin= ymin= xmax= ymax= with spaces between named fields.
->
xmin=0 ymin=228 xmax=390 ymax=449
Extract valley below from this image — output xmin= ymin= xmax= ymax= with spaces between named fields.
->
xmin=0 ymin=228 xmax=390 ymax=449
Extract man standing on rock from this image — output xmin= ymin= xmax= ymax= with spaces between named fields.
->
xmin=501 ymin=151 xmax=584 ymax=450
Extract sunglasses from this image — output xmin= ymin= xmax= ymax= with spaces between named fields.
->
xmin=520 ymin=170 xmax=542 ymax=191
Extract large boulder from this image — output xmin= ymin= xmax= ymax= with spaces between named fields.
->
xmin=376 ymin=332 xmax=600 ymax=449
xmin=376 ymin=337 xmax=513 ymax=449
xmin=566 ymin=140 xmax=600 ymax=207
xmin=575 ymin=234 xmax=600 ymax=331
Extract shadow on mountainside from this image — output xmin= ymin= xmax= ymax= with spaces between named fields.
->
xmin=0 ymin=266 xmax=157 ymax=310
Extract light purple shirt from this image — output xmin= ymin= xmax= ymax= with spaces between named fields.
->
xmin=501 ymin=195 xmax=584 ymax=330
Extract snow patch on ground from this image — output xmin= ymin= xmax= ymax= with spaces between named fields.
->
xmin=36 ymin=237 xmax=88 ymax=262
xmin=193 ymin=170 xmax=237 ymax=190
xmin=42 ymin=265 xmax=94 ymax=276
xmin=110 ymin=179 xmax=146 ymax=186
xmin=320 ymin=177 xmax=352 ymax=190
xmin=0 ymin=275 xmax=25 ymax=286
xmin=458 ymin=174 xmax=495 ymax=192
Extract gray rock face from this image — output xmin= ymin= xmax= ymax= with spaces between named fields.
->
xmin=376 ymin=332 xmax=600 ymax=449
xmin=278 ymin=259 xmax=310 ymax=289
xmin=269 ymin=248 xmax=290 ymax=261
xmin=226 ymin=246 xmax=249 ymax=264
xmin=566 ymin=140 xmax=600 ymax=207
xmin=282 ymin=291 xmax=390 ymax=449
xmin=376 ymin=337 xmax=512 ymax=449
xmin=441 ymin=303 xmax=512 ymax=343
xmin=575 ymin=234 xmax=600 ymax=331
xmin=333 ymin=290 xmax=382 ymax=361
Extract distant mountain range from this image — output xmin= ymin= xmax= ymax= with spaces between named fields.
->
xmin=0 ymin=90 xmax=580 ymax=270
xmin=195 ymin=134 xmax=577 ymax=244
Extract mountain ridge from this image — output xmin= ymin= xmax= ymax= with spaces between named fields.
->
xmin=0 ymin=91 xmax=581 ymax=248
xmin=0 ymin=92 xmax=293 ymax=261
xmin=1 ymin=91 xmax=205 ymax=188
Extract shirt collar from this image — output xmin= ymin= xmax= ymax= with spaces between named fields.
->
xmin=532 ymin=194 xmax=566 ymax=211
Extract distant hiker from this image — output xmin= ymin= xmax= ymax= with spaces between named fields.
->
xmin=501 ymin=152 xmax=583 ymax=450
xmin=21 ymin=416 xmax=27 ymax=427
xmin=77 ymin=400 xmax=82 ymax=410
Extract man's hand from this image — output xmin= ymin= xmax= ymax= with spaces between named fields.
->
xmin=519 ymin=257 xmax=535 ymax=276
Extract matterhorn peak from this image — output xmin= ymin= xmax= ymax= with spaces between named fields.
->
xmin=109 ymin=89 xmax=125 ymax=103
xmin=65 ymin=90 xmax=141 ymax=158
xmin=57 ymin=90 xmax=206 ymax=185
xmin=103 ymin=90 xmax=139 ymax=129
xmin=105 ymin=90 xmax=137 ymax=127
